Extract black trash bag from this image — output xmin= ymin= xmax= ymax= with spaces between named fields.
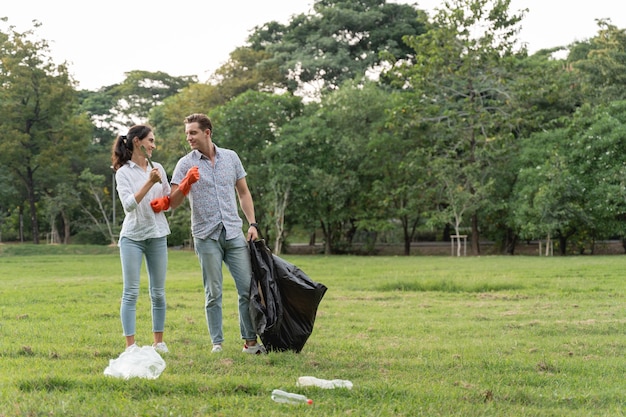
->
xmin=249 ymin=239 xmax=283 ymax=338
xmin=249 ymin=239 xmax=327 ymax=353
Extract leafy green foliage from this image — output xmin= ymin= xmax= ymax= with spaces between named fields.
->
xmin=0 ymin=21 xmax=92 ymax=243
xmin=78 ymin=70 xmax=196 ymax=162
xmin=570 ymin=19 xmax=626 ymax=105
xmin=210 ymin=46 xmax=285 ymax=97
xmin=3 ymin=2 xmax=626 ymax=257
xmin=512 ymin=100 xmax=626 ymax=253
xmin=247 ymin=0 xmax=428 ymax=95
xmin=209 ymin=90 xmax=304 ymax=247
xmin=387 ymin=0 xmax=526 ymax=253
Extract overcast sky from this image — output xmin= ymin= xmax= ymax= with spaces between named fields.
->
xmin=2 ymin=0 xmax=625 ymax=91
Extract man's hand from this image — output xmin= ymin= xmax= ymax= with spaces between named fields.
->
xmin=178 ymin=166 xmax=200 ymax=195
xmin=150 ymin=196 xmax=170 ymax=213
xmin=247 ymin=223 xmax=259 ymax=241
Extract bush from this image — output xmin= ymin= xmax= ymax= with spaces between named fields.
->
xmin=166 ymin=207 xmax=191 ymax=247
xmin=72 ymin=229 xmax=110 ymax=245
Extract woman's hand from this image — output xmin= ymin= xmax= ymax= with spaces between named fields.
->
xmin=149 ymin=168 xmax=162 ymax=184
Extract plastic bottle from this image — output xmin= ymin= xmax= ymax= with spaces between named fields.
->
xmin=271 ymin=389 xmax=313 ymax=405
xmin=297 ymin=376 xmax=353 ymax=389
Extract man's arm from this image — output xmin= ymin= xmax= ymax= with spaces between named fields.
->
xmin=151 ymin=165 xmax=199 ymax=212
xmin=168 ymin=184 xmax=186 ymax=209
xmin=236 ymin=177 xmax=258 ymax=240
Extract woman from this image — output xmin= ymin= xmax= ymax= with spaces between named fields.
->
xmin=111 ymin=124 xmax=171 ymax=353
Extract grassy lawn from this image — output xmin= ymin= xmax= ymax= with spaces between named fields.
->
xmin=0 ymin=244 xmax=625 ymax=416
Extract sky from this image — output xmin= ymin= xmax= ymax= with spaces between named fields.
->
xmin=2 ymin=0 xmax=625 ymax=91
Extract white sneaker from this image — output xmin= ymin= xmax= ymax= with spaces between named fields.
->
xmin=211 ymin=344 xmax=223 ymax=353
xmin=153 ymin=342 xmax=169 ymax=353
xmin=242 ymin=343 xmax=266 ymax=354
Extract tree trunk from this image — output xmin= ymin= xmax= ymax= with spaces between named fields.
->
xmin=86 ymin=183 xmax=115 ymax=245
xmin=324 ymin=238 xmax=332 ymax=255
xmin=504 ymin=229 xmax=517 ymax=255
xmin=320 ymin=220 xmax=332 ymax=255
xmin=62 ymin=209 xmax=71 ymax=244
xmin=442 ymin=223 xmax=451 ymax=242
xmin=559 ymin=235 xmax=567 ymax=255
xmin=19 ymin=207 xmax=24 ymax=242
xmin=50 ymin=220 xmax=59 ymax=244
xmin=471 ymin=213 xmax=480 ymax=255
xmin=402 ymin=214 xmax=419 ymax=256
xmin=273 ymin=187 xmax=289 ymax=255
xmin=28 ymin=186 xmax=39 ymax=244
xmin=345 ymin=219 xmax=357 ymax=246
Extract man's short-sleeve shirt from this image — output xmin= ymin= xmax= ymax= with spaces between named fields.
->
xmin=172 ymin=146 xmax=246 ymax=240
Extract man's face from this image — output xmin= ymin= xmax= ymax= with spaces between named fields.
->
xmin=185 ymin=122 xmax=210 ymax=150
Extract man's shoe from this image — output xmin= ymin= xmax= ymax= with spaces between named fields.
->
xmin=242 ymin=343 xmax=266 ymax=354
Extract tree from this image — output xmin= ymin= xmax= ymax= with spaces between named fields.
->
xmin=149 ymin=83 xmax=230 ymax=172
xmin=275 ymin=81 xmax=390 ymax=254
xmin=209 ymin=90 xmax=304 ymax=250
xmin=386 ymin=0 xmax=526 ymax=254
xmin=569 ymin=19 xmax=626 ymax=106
xmin=560 ymin=102 xmax=626 ymax=251
xmin=0 ymin=167 xmax=18 ymax=242
xmin=41 ymin=183 xmax=80 ymax=244
xmin=512 ymin=101 xmax=626 ymax=255
xmin=512 ymin=129 xmax=587 ymax=254
xmin=469 ymin=39 xmax=587 ymax=254
xmin=77 ymin=169 xmax=116 ymax=245
xmin=0 ymin=20 xmax=92 ymax=243
xmin=209 ymin=46 xmax=285 ymax=97
xmin=79 ymin=70 xmax=197 ymax=166
xmin=247 ymin=0 xmax=428 ymax=97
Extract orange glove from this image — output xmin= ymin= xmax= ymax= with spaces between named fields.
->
xmin=178 ymin=166 xmax=200 ymax=195
xmin=150 ymin=196 xmax=170 ymax=213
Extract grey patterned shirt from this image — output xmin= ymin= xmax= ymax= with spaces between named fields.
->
xmin=172 ymin=146 xmax=246 ymax=240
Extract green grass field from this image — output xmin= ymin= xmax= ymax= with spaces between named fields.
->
xmin=1 ymin=244 xmax=625 ymax=416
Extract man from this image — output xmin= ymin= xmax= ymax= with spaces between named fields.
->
xmin=152 ymin=113 xmax=264 ymax=354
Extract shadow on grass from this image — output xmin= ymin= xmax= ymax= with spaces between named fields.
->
xmin=18 ymin=376 xmax=264 ymax=398
xmin=0 ymin=244 xmax=118 ymax=257
xmin=377 ymin=280 xmax=524 ymax=293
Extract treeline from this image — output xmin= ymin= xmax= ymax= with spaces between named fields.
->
xmin=1 ymin=0 xmax=626 ymax=255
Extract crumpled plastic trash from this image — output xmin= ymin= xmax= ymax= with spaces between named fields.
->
xmin=296 ymin=376 xmax=353 ymax=389
xmin=104 ymin=345 xmax=166 ymax=379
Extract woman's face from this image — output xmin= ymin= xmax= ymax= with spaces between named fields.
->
xmin=136 ymin=131 xmax=156 ymax=156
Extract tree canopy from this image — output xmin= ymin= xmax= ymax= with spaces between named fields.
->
xmin=2 ymin=1 xmax=626 ymax=256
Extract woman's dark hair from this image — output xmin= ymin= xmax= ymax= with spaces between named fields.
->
xmin=111 ymin=124 xmax=153 ymax=171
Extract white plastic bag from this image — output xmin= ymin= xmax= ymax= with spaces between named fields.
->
xmin=296 ymin=376 xmax=353 ymax=389
xmin=104 ymin=345 xmax=166 ymax=380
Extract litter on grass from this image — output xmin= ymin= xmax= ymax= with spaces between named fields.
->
xmin=104 ymin=345 xmax=166 ymax=379
xmin=297 ymin=376 xmax=353 ymax=389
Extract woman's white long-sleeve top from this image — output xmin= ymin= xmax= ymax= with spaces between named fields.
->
xmin=116 ymin=160 xmax=171 ymax=243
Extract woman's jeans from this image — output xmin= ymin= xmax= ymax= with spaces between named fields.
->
xmin=194 ymin=230 xmax=255 ymax=345
xmin=119 ymin=236 xmax=168 ymax=336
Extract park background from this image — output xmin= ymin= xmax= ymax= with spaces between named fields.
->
xmin=2 ymin=0 xmax=626 ymax=257
xmin=3 ymin=3 xmax=626 ymax=413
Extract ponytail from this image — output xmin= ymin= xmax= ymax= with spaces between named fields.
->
xmin=111 ymin=125 xmax=153 ymax=171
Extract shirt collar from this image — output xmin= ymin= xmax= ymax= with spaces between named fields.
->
xmin=192 ymin=145 xmax=220 ymax=161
